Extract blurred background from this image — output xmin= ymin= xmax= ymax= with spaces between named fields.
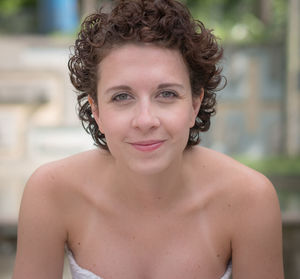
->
xmin=0 ymin=0 xmax=299 ymax=278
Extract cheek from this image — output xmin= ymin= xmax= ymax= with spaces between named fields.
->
xmin=161 ymin=105 xmax=194 ymax=133
xmin=98 ymin=103 xmax=194 ymax=138
xmin=98 ymin=109 xmax=129 ymax=136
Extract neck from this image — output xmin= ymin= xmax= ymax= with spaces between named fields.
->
xmin=110 ymin=152 xmax=190 ymax=210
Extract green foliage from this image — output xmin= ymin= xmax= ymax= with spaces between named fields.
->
xmin=0 ymin=0 xmax=288 ymax=41
xmin=0 ymin=0 xmax=37 ymax=34
xmin=0 ymin=0 xmax=36 ymax=15
xmin=182 ymin=0 xmax=288 ymax=44
xmin=0 ymin=0 xmax=24 ymax=16
xmin=235 ymin=156 xmax=300 ymax=176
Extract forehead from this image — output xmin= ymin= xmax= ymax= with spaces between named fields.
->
xmin=97 ymin=43 xmax=190 ymax=88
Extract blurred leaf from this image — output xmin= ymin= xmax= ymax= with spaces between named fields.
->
xmin=0 ymin=0 xmax=36 ymax=16
xmin=0 ymin=0 xmax=23 ymax=15
xmin=235 ymin=156 xmax=300 ymax=176
xmin=183 ymin=0 xmax=288 ymax=44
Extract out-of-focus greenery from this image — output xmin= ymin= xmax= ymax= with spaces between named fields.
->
xmin=0 ymin=0 xmax=288 ymax=42
xmin=0 ymin=0 xmax=37 ymax=33
xmin=235 ymin=156 xmax=300 ymax=176
xmin=0 ymin=0 xmax=36 ymax=15
xmin=183 ymin=0 xmax=287 ymax=44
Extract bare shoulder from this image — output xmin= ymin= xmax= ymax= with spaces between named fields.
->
xmin=18 ymin=148 xmax=111 ymax=243
xmin=190 ymin=147 xmax=283 ymax=278
xmin=26 ymin=149 xmax=109 ymax=195
xmin=21 ymin=149 xmax=106 ymax=223
xmin=189 ymin=146 xmax=281 ymax=229
xmin=191 ymin=146 xmax=279 ymax=205
xmin=13 ymin=149 xmax=110 ymax=278
xmin=28 ymin=149 xmax=108 ymax=180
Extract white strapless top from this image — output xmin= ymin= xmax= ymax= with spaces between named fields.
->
xmin=65 ymin=247 xmax=232 ymax=279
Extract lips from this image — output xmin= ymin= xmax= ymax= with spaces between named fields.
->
xmin=130 ymin=140 xmax=165 ymax=152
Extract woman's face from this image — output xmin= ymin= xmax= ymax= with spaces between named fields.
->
xmin=92 ymin=43 xmax=202 ymax=174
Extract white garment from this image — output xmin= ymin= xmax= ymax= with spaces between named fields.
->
xmin=66 ymin=247 xmax=232 ymax=279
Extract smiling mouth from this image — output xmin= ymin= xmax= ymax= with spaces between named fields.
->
xmin=130 ymin=140 xmax=165 ymax=152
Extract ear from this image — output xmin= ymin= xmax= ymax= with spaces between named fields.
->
xmin=190 ymin=88 xmax=204 ymax=127
xmin=88 ymin=95 xmax=104 ymax=134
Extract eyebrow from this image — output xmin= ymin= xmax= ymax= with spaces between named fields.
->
xmin=105 ymin=85 xmax=132 ymax=95
xmin=157 ymin=83 xmax=185 ymax=90
xmin=105 ymin=83 xmax=185 ymax=95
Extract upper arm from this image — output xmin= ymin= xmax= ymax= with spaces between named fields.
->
xmin=13 ymin=164 xmax=68 ymax=279
xmin=231 ymin=174 xmax=284 ymax=279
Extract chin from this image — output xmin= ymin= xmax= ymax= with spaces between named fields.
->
xmin=125 ymin=150 xmax=183 ymax=176
xmin=110 ymin=139 xmax=188 ymax=176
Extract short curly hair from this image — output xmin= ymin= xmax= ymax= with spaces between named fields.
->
xmin=68 ymin=0 xmax=225 ymax=150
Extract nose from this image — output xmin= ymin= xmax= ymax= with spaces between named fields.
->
xmin=131 ymin=100 xmax=160 ymax=132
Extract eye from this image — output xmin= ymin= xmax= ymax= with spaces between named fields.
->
xmin=112 ymin=93 xmax=133 ymax=102
xmin=158 ymin=90 xmax=178 ymax=99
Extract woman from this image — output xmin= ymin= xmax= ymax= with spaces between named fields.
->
xmin=13 ymin=0 xmax=284 ymax=278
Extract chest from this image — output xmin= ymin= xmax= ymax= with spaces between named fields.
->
xmin=68 ymin=208 xmax=231 ymax=279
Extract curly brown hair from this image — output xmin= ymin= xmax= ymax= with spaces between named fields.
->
xmin=68 ymin=0 xmax=225 ymax=150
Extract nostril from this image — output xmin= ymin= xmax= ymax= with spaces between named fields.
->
xmin=132 ymin=108 xmax=160 ymax=130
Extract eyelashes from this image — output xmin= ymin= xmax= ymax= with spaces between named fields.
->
xmin=158 ymin=90 xmax=178 ymax=99
xmin=112 ymin=93 xmax=133 ymax=102
xmin=111 ymin=90 xmax=179 ymax=103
